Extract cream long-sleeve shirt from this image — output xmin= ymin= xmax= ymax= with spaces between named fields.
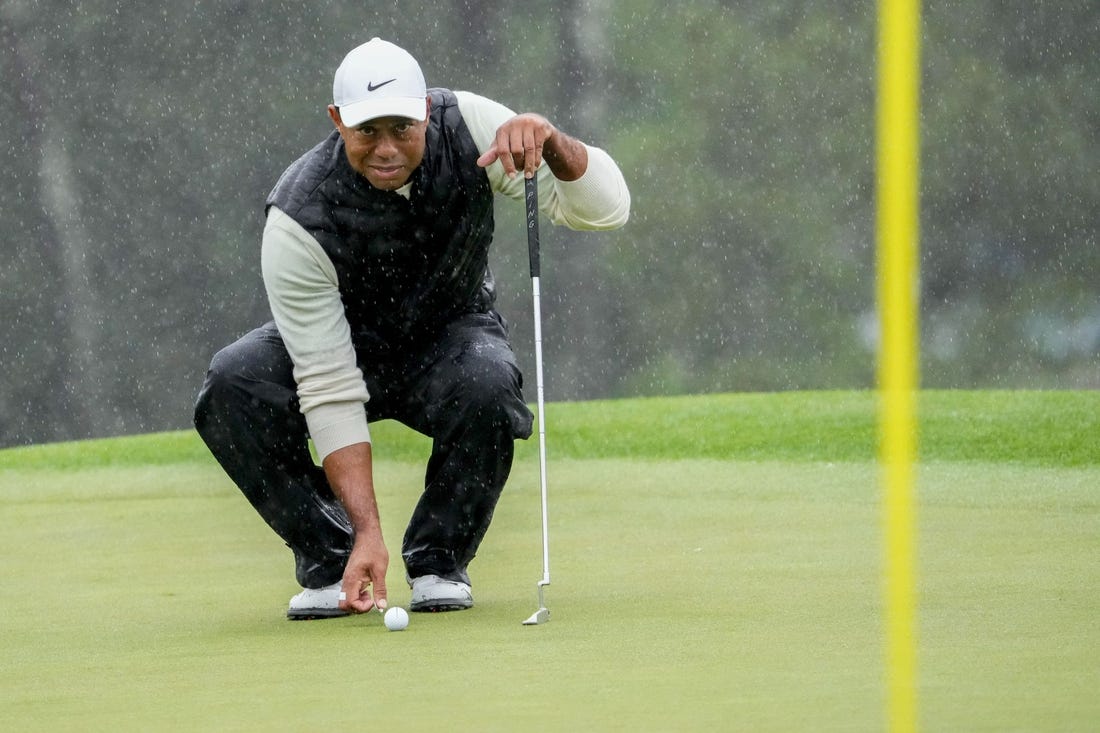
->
xmin=261 ymin=91 xmax=630 ymax=460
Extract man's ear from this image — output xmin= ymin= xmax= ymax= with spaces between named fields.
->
xmin=327 ymin=104 xmax=343 ymax=129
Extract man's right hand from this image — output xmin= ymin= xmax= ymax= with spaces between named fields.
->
xmin=339 ymin=533 xmax=389 ymax=614
xmin=321 ymin=441 xmax=389 ymax=615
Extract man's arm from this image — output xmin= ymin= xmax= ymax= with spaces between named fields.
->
xmin=323 ymin=442 xmax=388 ymax=613
xmin=475 ymin=112 xmax=587 ymax=181
xmin=261 ymin=208 xmax=372 ymax=460
xmin=456 ymin=91 xmax=630 ymax=231
xmin=262 ymin=208 xmax=388 ymax=613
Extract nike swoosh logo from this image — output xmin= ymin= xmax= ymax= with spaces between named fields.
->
xmin=367 ymin=78 xmax=397 ymax=92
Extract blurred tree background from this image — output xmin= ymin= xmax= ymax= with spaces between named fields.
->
xmin=1 ymin=0 xmax=1096 ymax=446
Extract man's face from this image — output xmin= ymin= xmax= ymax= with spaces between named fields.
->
xmin=328 ymin=103 xmax=428 ymax=191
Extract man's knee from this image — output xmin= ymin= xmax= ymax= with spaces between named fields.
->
xmin=194 ymin=344 xmax=239 ymax=435
xmin=194 ymin=325 xmax=294 ymax=432
xmin=470 ymin=354 xmax=519 ymax=397
xmin=453 ymin=358 xmax=532 ymax=438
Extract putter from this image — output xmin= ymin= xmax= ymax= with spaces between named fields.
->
xmin=522 ymin=174 xmax=551 ymax=626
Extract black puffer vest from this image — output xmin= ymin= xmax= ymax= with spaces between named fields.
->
xmin=266 ymin=88 xmax=495 ymax=346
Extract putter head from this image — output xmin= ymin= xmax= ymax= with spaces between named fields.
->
xmin=522 ymin=580 xmax=550 ymax=625
xmin=522 ymin=607 xmax=549 ymax=625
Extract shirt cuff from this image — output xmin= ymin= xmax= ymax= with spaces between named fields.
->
xmin=305 ymin=401 xmax=372 ymax=461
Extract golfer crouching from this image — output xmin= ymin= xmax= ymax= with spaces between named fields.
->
xmin=194 ymin=38 xmax=630 ymax=619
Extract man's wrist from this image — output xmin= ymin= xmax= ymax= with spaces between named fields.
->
xmin=543 ymin=130 xmax=588 ymax=182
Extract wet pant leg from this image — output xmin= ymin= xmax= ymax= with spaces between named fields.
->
xmin=391 ymin=312 xmax=534 ymax=585
xmin=193 ymin=322 xmax=352 ymax=588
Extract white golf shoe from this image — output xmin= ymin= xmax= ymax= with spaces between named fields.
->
xmin=287 ymin=580 xmax=348 ymax=620
xmin=409 ymin=574 xmax=473 ymax=612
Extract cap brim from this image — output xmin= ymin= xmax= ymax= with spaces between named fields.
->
xmin=339 ymin=97 xmax=427 ymax=127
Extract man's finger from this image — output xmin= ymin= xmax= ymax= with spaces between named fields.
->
xmin=499 ymin=135 xmax=520 ymax=177
xmin=348 ymin=594 xmax=373 ymax=613
xmin=523 ymin=127 xmax=541 ymax=179
xmin=373 ymin=574 xmax=388 ymax=611
xmin=338 ymin=578 xmax=358 ymax=612
xmin=338 ymin=577 xmax=373 ymax=613
xmin=475 ymin=148 xmax=497 ymax=169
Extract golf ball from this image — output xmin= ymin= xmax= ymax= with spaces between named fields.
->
xmin=383 ymin=606 xmax=409 ymax=631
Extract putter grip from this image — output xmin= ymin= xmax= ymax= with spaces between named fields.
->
xmin=525 ymin=176 xmax=540 ymax=278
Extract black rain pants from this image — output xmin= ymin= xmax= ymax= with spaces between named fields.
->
xmin=193 ymin=312 xmax=533 ymax=589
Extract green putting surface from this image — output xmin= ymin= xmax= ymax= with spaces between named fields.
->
xmin=2 ymin=391 xmax=1097 ymax=731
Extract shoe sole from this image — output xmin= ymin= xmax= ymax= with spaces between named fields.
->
xmin=409 ymin=600 xmax=472 ymax=613
xmin=286 ymin=608 xmax=349 ymax=620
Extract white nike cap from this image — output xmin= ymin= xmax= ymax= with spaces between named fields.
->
xmin=332 ymin=38 xmax=427 ymax=127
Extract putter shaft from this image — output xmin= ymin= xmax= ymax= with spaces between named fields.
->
xmin=524 ymin=175 xmax=551 ymax=625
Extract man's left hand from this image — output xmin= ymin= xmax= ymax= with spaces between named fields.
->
xmin=476 ymin=113 xmax=557 ymax=179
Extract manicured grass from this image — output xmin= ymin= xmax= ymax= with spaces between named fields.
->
xmin=6 ymin=389 xmax=1099 ymax=469
xmin=1 ymin=391 xmax=1097 ymax=731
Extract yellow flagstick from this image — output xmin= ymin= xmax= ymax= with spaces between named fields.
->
xmin=877 ymin=0 xmax=921 ymax=732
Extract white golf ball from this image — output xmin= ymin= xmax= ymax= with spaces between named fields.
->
xmin=383 ymin=606 xmax=409 ymax=631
